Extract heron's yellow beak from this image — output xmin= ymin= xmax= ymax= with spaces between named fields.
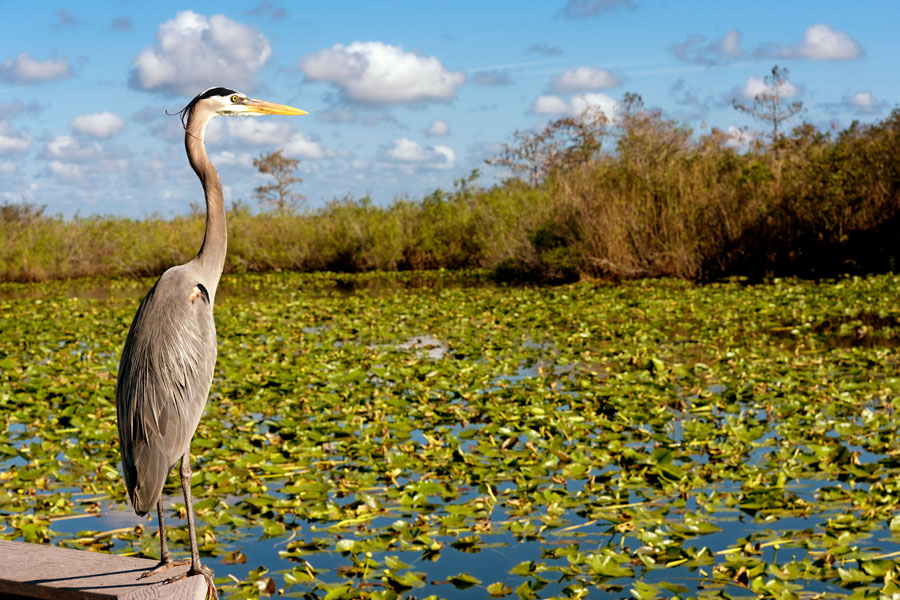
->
xmin=246 ymin=98 xmax=308 ymax=116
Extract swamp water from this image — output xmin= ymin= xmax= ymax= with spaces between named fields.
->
xmin=2 ymin=271 xmax=900 ymax=599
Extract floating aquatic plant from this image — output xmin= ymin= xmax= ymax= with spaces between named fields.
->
xmin=2 ymin=271 xmax=900 ymax=598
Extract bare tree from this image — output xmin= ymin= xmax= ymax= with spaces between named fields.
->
xmin=616 ymin=92 xmax=691 ymax=171
xmin=486 ymin=106 xmax=609 ymax=185
xmin=485 ymin=127 xmax=548 ymax=186
xmin=556 ymin=106 xmax=610 ymax=169
xmin=733 ymin=65 xmax=804 ymax=152
xmin=253 ymin=150 xmax=305 ymax=214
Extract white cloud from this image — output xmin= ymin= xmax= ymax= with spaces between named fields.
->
xmin=718 ymin=30 xmax=743 ymax=59
xmin=572 ymin=93 xmax=618 ymax=119
xmin=204 ymin=116 xmax=326 ymax=160
xmin=848 ymin=91 xmax=875 ymax=110
xmin=48 ymin=161 xmax=83 ymax=180
xmin=220 ymin=120 xmax=324 ymax=158
xmin=0 ymin=121 xmax=32 ymax=155
xmin=210 ymin=151 xmax=253 ymax=167
xmin=845 ymin=91 xmax=885 ymax=115
xmin=550 ymin=66 xmax=620 ymax=93
xmin=69 ymin=112 xmax=126 ymax=138
xmin=283 ymin=133 xmax=325 ymax=159
xmin=383 ymin=138 xmax=454 ymax=169
xmin=130 ymin=10 xmax=271 ymax=95
xmin=40 ymin=134 xmax=130 ymax=188
xmin=532 ymin=93 xmax=618 ymax=119
xmin=532 ymin=95 xmax=570 ymax=115
xmin=0 ymin=161 xmax=16 ymax=174
xmin=301 ymin=41 xmax=465 ymax=105
xmin=0 ymin=100 xmax=41 ymax=116
xmin=426 ymin=119 xmax=449 ymax=136
xmin=226 ymin=119 xmax=288 ymax=145
xmin=671 ymin=29 xmax=745 ymax=65
xmin=739 ymin=75 xmax=799 ymax=100
xmin=432 ymin=145 xmax=455 ymax=169
xmin=741 ymin=76 xmax=767 ymax=99
xmin=0 ymin=53 xmax=71 ymax=84
xmin=43 ymin=135 xmax=103 ymax=162
xmin=779 ymin=24 xmax=862 ymax=61
xmin=387 ymin=138 xmax=431 ymax=162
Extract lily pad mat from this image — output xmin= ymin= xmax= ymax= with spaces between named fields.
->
xmin=1 ymin=271 xmax=900 ymax=599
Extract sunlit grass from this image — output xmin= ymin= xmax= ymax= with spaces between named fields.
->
xmin=3 ymin=109 xmax=899 ymax=284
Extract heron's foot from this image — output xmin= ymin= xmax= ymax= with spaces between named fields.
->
xmin=164 ymin=564 xmax=219 ymax=600
xmin=140 ymin=558 xmax=190 ymax=579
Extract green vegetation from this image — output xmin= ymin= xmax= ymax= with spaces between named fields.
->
xmin=2 ymin=271 xmax=900 ymax=598
xmin=3 ymin=100 xmax=899 ymax=284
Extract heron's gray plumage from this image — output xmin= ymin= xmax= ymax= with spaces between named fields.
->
xmin=116 ymin=266 xmax=216 ymax=515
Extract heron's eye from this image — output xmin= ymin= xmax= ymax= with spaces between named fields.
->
xmin=230 ymin=95 xmax=240 ymax=103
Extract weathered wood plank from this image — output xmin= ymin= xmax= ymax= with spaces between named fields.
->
xmin=0 ymin=540 xmax=207 ymax=600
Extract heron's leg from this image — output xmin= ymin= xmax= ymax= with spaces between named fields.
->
xmin=163 ymin=450 xmax=219 ymax=599
xmin=158 ymin=500 xmax=171 ymax=563
xmin=181 ymin=451 xmax=203 ymax=573
xmin=140 ymin=500 xmax=189 ymax=578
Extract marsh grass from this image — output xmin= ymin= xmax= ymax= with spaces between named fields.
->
xmin=3 ymin=109 xmax=899 ymax=283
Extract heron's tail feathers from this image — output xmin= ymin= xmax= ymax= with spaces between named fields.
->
xmin=126 ymin=445 xmax=174 ymax=516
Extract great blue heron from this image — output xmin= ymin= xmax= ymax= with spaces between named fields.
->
xmin=115 ymin=87 xmax=306 ymax=598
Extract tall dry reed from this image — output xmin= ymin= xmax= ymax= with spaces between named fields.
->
xmin=2 ymin=109 xmax=898 ymax=283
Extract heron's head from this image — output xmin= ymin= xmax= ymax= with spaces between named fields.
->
xmin=175 ymin=87 xmax=307 ymax=129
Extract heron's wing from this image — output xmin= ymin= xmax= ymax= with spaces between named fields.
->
xmin=115 ymin=267 xmax=217 ymax=515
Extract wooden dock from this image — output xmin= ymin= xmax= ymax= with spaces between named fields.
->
xmin=0 ymin=540 xmax=207 ymax=599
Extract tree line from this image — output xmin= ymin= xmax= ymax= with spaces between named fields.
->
xmin=1 ymin=66 xmax=898 ymax=284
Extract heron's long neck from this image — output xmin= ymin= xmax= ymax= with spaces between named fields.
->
xmin=185 ymin=116 xmax=226 ymax=300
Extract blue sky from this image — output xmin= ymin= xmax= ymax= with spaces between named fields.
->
xmin=1 ymin=1 xmax=896 ymax=218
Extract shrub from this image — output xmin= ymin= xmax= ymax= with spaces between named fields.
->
xmin=2 ymin=109 xmax=898 ymax=283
